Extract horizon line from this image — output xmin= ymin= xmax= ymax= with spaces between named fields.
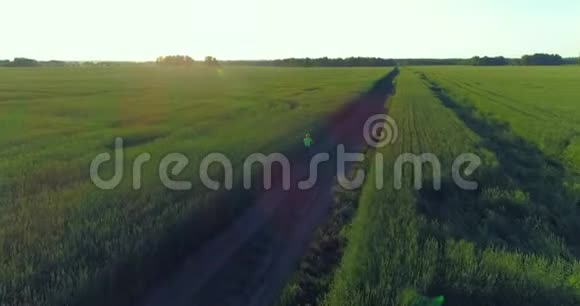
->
xmin=2 ymin=54 xmax=578 ymax=63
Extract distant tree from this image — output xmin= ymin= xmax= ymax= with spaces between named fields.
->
xmin=44 ymin=60 xmax=66 ymax=67
xmin=0 ymin=60 xmax=9 ymax=66
xmin=156 ymin=55 xmax=194 ymax=66
xmin=508 ymin=58 xmax=522 ymax=65
xmin=6 ymin=57 xmax=39 ymax=67
xmin=470 ymin=56 xmax=508 ymax=66
xmin=204 ymin=56 xmax=220 ymax=67
xmin=520 ymin=53 xmax=564 ymax=65
xmin=562 ymin=57 xmax=579 ymax=65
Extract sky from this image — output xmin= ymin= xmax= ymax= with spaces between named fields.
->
xmin=1 ymin=0 xmax=579 ymax=61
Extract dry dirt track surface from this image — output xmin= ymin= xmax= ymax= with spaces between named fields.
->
xmin=138 ymin=69 xmax=399 ymax=306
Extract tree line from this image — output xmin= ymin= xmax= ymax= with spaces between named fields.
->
xmin=0 ymin=56 xmax=220 ymax=67
xmin=154 ymin=55 xmax=221 ymax=67
xmin=0 ymin=57 xmax=42 ymax=67
xmin=0 ymin=58 xmax=138 ymax=67
xmin=465 ymin=54 xmax=566 ymax=66
xmin=438 ymin=54 xmax=566 ymax=66
xmin=228 ymin=57 xmax=397 ymax=67
xmin=396 ymin=58 xmax=465 ymax=66
xmin=396 ymin=54 xmax=570 ymax=66
xmin=155 ymin=55 xmax=194 ymax=65
xmin=469 ymin=56 xmax=509 ymax=66
xmin=229 ymin=54 xmax=573 ymax=67
xmin=1 ymin=53 xmax=577 ymax=67
xmin=520 ymin=53 xmax=565 ymax=65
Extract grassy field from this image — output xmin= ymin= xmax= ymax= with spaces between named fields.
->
xmin=4 ymin=64 xmax=580 ymax=306
xmin=325 ymin=68 xmax=580 ymax=306
xmin=0 ymin=66 xmax=389 ymax=305
xmin=415 ymin=66 xmax=580 ymax=177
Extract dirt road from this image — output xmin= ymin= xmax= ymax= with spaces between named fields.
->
xmin=138 ymin=68 xmax=398 ymax=306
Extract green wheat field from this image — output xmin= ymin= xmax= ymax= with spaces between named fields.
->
xmin=1 ymin=65 xmax=580 ymax=306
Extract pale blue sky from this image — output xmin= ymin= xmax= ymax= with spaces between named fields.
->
xmin=1 ymin=0 xmax=579 ymax=61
